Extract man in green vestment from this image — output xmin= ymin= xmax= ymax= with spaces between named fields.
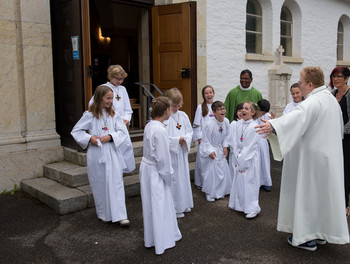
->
xmin=224 ymin=69 xmax=262 ymax=122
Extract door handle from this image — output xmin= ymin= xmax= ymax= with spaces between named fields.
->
xmin=178 ymin=68 xmax=190 ymax=78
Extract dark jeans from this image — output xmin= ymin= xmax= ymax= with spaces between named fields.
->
xmin=343 ymin=134 xmax=350 ymax=207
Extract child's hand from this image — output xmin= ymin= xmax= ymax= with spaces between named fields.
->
xmin=100 ymin=135 xmax=111 ymax=143
xmin=179 ymin=137 xmax=186 ymax=146
xmin=123 ymin=119 xmax=130 ymax=126
xmin=198 ymin=138 xmax=202 ymax=144
xmin=270 ymin=112 xmax=276 ymax=119
xmin=223 ymin=147 xmax=228 ymax=158
xmin=90 ymin=136 xmax=99 ymax=146
xmin=209 ymin=152 xmax=216 ymax=159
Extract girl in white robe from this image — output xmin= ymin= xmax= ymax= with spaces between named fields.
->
xmin=192 ymin=85 xmax=215 ymax=189
xmin=139 ymin=96 xmax=182 ymax=255
xmin=164 ymin=88 xmax=194 ymax=218
xmin=71 ymin=85 xmax=135 ymax=226
xmin=228 ymin=102 xmax=261 ymax=219
xmin=283 ymin=83 xmax=303 ymax=115
xmin=200 ymin=101 xmax=231 ymax=202
xmin=89 ymin=65 xmax=133 ymax=126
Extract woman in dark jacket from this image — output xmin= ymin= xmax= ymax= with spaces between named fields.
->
xmin=330 ymin=66 xmax=350 ymax=216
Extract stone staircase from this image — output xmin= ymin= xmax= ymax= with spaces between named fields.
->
xmin=21 ymin=141 xmax=197 ymax=215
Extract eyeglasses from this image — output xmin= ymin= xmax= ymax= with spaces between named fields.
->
xmin=332 ymin=75 xmax=345 ymax=79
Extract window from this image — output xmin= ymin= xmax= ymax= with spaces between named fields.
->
xmin=280 ymin=6 xmax=292 ymax=56
xmin=246 ymin=0 xmax=262 ymax=54
xmin=337 ymin=21 xmax=344 ymax=61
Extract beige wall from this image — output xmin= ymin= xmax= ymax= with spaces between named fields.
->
xmin=0 ymin=0 xmax=62 ymax=192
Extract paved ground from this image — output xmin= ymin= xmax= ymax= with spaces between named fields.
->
xmin=1 ymin=159 xmax=350 ymax=264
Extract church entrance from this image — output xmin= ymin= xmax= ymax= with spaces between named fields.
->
xmin=50 ymin=0 xmax=197 ymax=149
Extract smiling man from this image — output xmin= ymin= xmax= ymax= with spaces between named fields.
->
xmin=255 ymin=67 xmax=349 ymax=251
xmin=224 ymin=69 xmax=262 ymax=122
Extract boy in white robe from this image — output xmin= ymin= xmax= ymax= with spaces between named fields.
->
xmin=89 ymin=65 xmax=133 ymax=126
xmin=164 ymin=88 xmax=194 ymax=218
xmin=193 ymin=85 xmax=215 ymax=189
xmin=257 ymin=99 xmax=274 ymax=192
xmin=256 ymin=67 xmax=349 ymax=251
xmin=200 ymin=101 xmax=231 ymax=202
xmin=228 ymin=102 xmax=261 ymax=219
xmin=71 ymin=85 xmax=135 ymax=226
xmin=139 ymin=96 xmax=182 ymax=255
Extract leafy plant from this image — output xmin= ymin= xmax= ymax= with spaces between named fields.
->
xmin=1 ymin=184 xmax=19 ymax=195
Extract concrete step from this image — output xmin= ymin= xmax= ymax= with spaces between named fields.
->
xmin=21 ymin=177 xmax=89 ymax=215
xmin=22 ymin=161 xmax=196 ymax=215
xmin=63 ymin=142 xmax=144 ymax=167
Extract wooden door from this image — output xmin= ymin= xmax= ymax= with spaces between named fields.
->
xmin=152 ymin=2 xmax=197 ymax=120
xmin=51 ymin=0 xmax=92 ymax=148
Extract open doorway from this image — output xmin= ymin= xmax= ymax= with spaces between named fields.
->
xmin=89 ymin=0 xmax=152 ymax=129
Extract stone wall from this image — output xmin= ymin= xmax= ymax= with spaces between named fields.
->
xmin=0 ymin=0 xmax=63 ymax=192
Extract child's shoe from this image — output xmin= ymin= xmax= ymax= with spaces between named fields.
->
xmin=287 ymin=235 xmax=317 ymax=251
xmin=118 ymin=219 xmax=130 ymax=227
xmin=206 ymin=194 xmax=215 ymax=202
xmin=184 ymin=208 xmax=191 ymax=213
xmin=176 ymin=213 xmax=185 ymax=218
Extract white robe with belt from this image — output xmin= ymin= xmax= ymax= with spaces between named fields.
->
xmin=193 ymin=104 xmax=214 ymax=187
xmin=228 ymin=119 xmax=261 ymax=214
xmin=71 ymin=110 xmax=135 ymax=222
xmin=200 ymin=117 xmax=231 ymax=198
xmin=139 ymin=120 xmax=182 ymax=255
xmin=164 ymin=111 xmax=194 ymax=213
xmin=268 ymin=86 xmax=349 ymax=246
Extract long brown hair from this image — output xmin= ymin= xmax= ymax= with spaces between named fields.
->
xmin=201 ymin=85 xmax=215 ymax=117
xmin=150 ymin=96 xmax=170 ymax=119
xmin=89 ymin=85 xmax=115 ymax=119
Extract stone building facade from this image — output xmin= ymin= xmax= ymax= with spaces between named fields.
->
xmin=0 ymin=0 xmax=349 ymax=191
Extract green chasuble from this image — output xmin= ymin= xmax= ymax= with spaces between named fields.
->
xmin=224 ymin=85 xmax=262 ymax=122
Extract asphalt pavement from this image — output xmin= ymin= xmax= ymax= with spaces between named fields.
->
xmin=1 ymin=159 xmax=350 ymax=264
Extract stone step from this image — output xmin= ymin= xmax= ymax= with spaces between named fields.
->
xmin=22 ymin=162 xmax=196 ymax=215
xmin=21 ymin=177 xmax=89 ymax=215
xmin=63 ymin=141 xmax=145 ymax=166
xmin=50 ymin=146 xmax=198 ymax=188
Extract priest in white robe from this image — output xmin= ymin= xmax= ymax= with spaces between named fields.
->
xmin=256 ymin=67 xmax=349 ymax=251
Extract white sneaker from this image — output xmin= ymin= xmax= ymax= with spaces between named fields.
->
xmin=206 ymin=194 xmax=215 ymax=202
xmin=118 ymin=219 xmax=130 ymax=226
xmin=184 ymin=208 xmax=191 ymax=213
xmin=176 ymin=213 xmax=185 ymax=218
xmin=245 ymin=212 xmax=259 ymax=219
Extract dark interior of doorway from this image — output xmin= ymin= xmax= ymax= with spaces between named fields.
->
xmin=89 ymin=0 xmax=142 ymax=128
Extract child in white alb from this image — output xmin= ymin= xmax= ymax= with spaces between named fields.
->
xmin=257 ymin=99 xmax=275 ymax=192
xmin=89 ymin=64 xmax=133 ymax=126
xmin=283 ymin=83 xmax=303 ymax=115
xmin=139 ymin=96 xmax=182 ymax=255
xmin=192 ymin=85 xmax=215 ymax=189
xmin=200 ymin=101 xmax=231 ymax=202
xmin=164 ymin=88 xmax=194 ymax=218
xmin=228 ymin=101 xmax=261 ymax=219
xmin=71 ymin=85 xmax=135 ymax=226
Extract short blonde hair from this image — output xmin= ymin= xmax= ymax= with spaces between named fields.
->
xmin=301 ymin=67 xmax=324 ymax=88
xmin=164 ymin=87 xmax=183 ymax=105
xmin=107 ymin=65 xmax=128 ymax=80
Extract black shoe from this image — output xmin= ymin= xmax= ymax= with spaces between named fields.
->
xmin=287 ymin=235 xmax=317 ymax=251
